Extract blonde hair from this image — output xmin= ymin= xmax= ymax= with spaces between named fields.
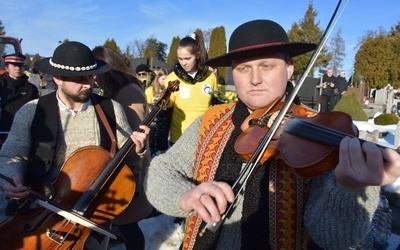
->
xmin=151 ymin=68 xmax=168 ymax=97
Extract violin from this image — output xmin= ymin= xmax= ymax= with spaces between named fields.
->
xmin=0 ymin=80 xmax=179 ymax=249
xmin=200 ymin=0 xmax=350 ymax=235
xmin=234 ymin=102 xmax=359 ymax=178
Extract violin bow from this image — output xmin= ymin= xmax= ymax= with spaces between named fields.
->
xmin=201 ymin=0 xmax=350 ymax=235
xmin=239 ymin=0 xmax=350 ymax=179
xmin=0 ymin=173 xmax=119 ymax=240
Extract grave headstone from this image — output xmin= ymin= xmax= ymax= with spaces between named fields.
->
xmin=375 ymin=89 xmax=387 ymax=105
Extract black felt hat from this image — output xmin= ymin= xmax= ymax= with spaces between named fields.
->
xmin=135 ymin=64 xmax=152 ymax=73
xmin=34 ymin=41 xmax=111 ymax=76
xmin=206 ymin=20 xmax=317 ymax=67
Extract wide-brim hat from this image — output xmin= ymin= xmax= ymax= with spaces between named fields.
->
xmin=34 ymin=41 xmax=111 ymax=77
xmin=206 ymin=20 xmax=317 ymax=67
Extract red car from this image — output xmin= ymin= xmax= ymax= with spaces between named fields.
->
xmin=0 ymin=35 xmax=23 ymax=74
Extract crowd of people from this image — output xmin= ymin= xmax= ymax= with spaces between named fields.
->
xmin=0 ymin=18 xmax=399 ymax=250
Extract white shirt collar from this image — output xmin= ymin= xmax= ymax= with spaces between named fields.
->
xmin=56 ymin=90 xmax=91 ymax=115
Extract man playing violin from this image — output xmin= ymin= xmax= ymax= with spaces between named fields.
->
xmin=0 ymin=42 xmax=150 ymax=248
xmin=144 ymin=19 xmax=400 ymax=249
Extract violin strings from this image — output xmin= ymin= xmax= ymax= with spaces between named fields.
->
xmin=47 ymin=218 xmax=76 ymax=246
xmin=288 ymin=118 xmax=392 ymax=152
xmin=288 ymin=119 xmax=352 ymax=147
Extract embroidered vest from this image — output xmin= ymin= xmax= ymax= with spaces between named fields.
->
xmin=182 ymin=102 xmax=314 ymax=250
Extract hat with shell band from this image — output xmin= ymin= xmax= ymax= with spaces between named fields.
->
xmin=3 ymin=53 xmax=26 ymax=64
xmin=34 ymin=41 xmax=111 ymax=77
xmin=206 ymin=19 xmax=317 ymax=67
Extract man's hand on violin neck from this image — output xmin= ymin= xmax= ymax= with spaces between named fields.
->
xmin=335 ymin=137 xmax=400 ymax=192
xmin=178 ymin=181 xmax=235 ymax=223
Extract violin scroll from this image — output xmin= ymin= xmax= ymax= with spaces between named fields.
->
xmin=154 ymin=80 xmax=180 ymax=110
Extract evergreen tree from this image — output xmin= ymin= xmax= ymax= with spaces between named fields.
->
xmin=145 ymin=37 xmax=167 ymax=62
xmin=287 ymin=1 xmax=330 ymax=81
xmin=389 ymin=21 xmax=400 ymax=36
xmin=24 ymin=53 xmax=32 ymax=69
xmin=194 ymin=29 xmax=204 ymax=45
xmin=389 ymin=22 xmax=400 ymax=85
xmin=104 ymin=38 xmax=121 ymax=53
xmin=208 ymin=26 xmax=227 ymax=78
xmin=329 ymin=27 xmax=346 ymax=75
xmin=144 ymin=45 xmax=152 ymax=59
xmin=355 ymin=30 xmax=400 ymax=89
xmin=156 ymin=42 xmax=168 ymax=62
xmin=128 ymin=37 xmax=167 ymax=62
xmin=31 ymin=54 xmax=41 ymax=67
xmin=167 ymin=36 xmax=180 ymax=65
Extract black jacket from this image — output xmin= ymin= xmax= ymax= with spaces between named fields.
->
xmin=321 ymin=74 xmax=337 ymax=96
xmin=336 ymin=76 xmax=348 ymax=94
xmin=0 ymin=73 xmax=39 ymax=131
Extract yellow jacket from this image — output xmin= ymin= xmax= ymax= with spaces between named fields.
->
xmin=165 ymin=70 xmax=217 ymax=143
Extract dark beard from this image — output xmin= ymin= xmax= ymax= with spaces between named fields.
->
xmin=63 ymin=88 xmax=92 ymax=103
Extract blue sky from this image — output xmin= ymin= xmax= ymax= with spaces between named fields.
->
xmin=1 ymin=0 xmax=399 ymax=77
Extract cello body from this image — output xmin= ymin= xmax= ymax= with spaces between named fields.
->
xmin=0 ymin=80 xmax=180 ymax=249
xmin=0 ymin=146 xmax=135 ymax=249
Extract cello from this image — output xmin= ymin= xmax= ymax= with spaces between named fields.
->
xmin=0 ymin=80 xmax=179 ymax=249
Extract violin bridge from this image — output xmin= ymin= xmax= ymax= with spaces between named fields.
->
xmin=46 ymin=228 xmax=66 ymax=245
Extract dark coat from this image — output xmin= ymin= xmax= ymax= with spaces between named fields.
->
xmin=0 ymin=73 xmax=39 ymax=131
xmin=336 ymin=76 xmax=348 ymax=94
xmin=321 ymin=74 xmax=337 ymax=96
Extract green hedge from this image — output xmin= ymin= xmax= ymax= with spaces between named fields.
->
xmin=333 ymin=93 xmax=368 ymax=121
xmin=374 ymin=113 xmax=399 ymax=125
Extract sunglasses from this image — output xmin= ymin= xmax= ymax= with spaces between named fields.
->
xmin=137 ymin=72 xmax=148 ymax=77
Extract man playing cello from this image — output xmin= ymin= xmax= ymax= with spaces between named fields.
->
xmin=0 ymin=41 xmax=150 ymax=249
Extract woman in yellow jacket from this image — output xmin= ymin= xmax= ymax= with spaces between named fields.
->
xmin=165 ymin=32 xmax=218 ymax=144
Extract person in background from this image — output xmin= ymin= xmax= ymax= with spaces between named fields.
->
xmin=145 ymin=68 xmax=171 ymax=156
xmin=335 ymin=70 xmax=348 ymax=104
xmin=27 ymin=67 xmax=41 ymax=90
xmin=144 ymin=19 xmax=400 ymax=249
xmin=39 ymin=73 xmax=58 ymax=96
xmin=135 ymin=64 xmax=153 ymax=90
xmin=92 ymin=46 xmax=153 ymax=250
xmin=165 ymin=32 xmax=218 ymax=145
xmin=320 ymin=68 xmax=337 ymax=112
xmin=0 ymin=53 xmax=39 ymax=134
xmin=0 ymin=41 xmax=149 ymax=249
xmin=152 ymin=65 xmax=161 ymax=75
